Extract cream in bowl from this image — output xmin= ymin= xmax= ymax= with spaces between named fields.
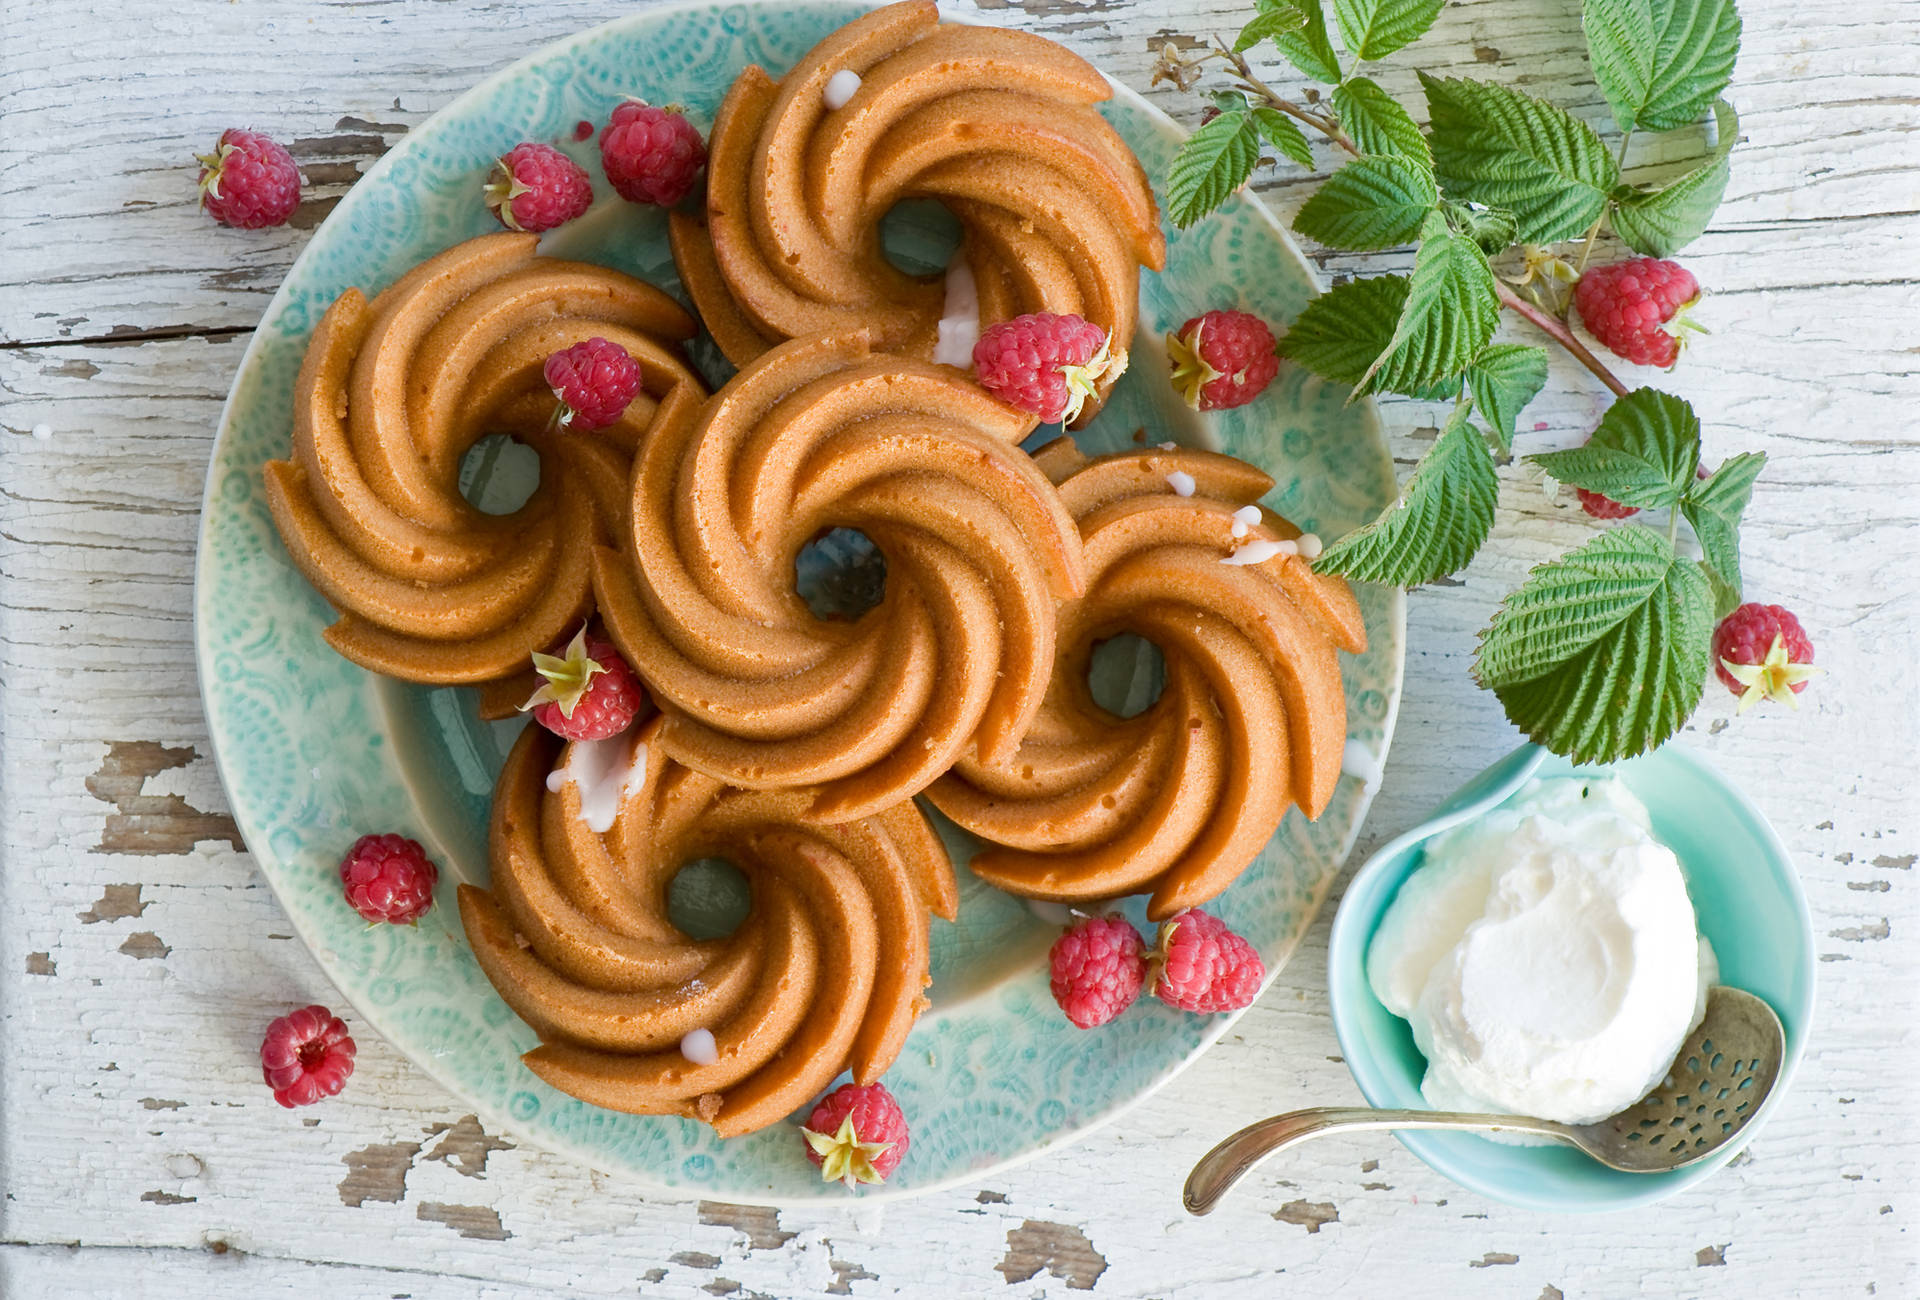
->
xmin=1366 ymin=776 xmax=1715 ymax=1127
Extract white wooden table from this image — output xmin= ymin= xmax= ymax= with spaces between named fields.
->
xmin=3 ymin=0 xmax=1915 ymax=1295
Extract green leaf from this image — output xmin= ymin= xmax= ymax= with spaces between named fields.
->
xmin=1254 ymin=0 xmax=1343 ymax=83
xmin=1293 ymin=156 xmax=1438 ymax=250
xmin=1362 ymin=217 xmax=1501 ymax=395
xmin=1166 ymin=110 xmax=1260 ymax=229
xmin=1252 ymin=107 xmax=1316 ymax=169
xmin=1585 ymin=0 xmax=1743 ymax=133
xmin=1276 ymin=274 xmax=1407 ymax=388
xmin=1313 ymin=405 xmax=1499 ymax=585
xmin=1236 ymin=4 xmax=1308 ymax=52
xmin=1422 ymin=73 xmax=1621 ymax=243
xmin=1332 ymin=77 xmax=1432 ymax=166
xmin=1463 ymin=343 xmax=1549 ymax=449
xmin=1333 ymin=0 xmax=1445 ymax=60
xmin=1476 ymin=526 xmax=1714 ymax=762
xmin=1442 ymin=199 xmax=1519 ymax=253
xmin=1531 ymin=388 xmax=1701 ymax=510
xmin=1612 ymin=100 xmax=1738 ymax=256
xmin=1682 ymin=449 xmax=1765 ymax=616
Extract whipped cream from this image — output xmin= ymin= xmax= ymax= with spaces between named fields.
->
xmin=679 ymin=1028 xmax=718 ymax=1066
xmin=1367 ymin=776 xmax=1715 ymax=1126
xmin=545 ymin=731 xmax=649 ymax=833
xmin=823 ymin=69 xmax=862 ymax=110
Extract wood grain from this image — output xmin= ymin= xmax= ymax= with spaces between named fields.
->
xmin=2 ymin=0 xmax=1916 ymax=1295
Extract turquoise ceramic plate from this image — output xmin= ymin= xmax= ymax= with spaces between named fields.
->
xmin=194 ymin=0 xmax=1405 ymax=1202
xmin=1327 ymin=744 xmax=1815 ymax=1212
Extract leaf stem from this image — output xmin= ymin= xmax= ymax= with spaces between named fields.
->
xmin=1218 ymin=42 xmax=1362 ymax=157
xmin=1493 ymin=280 xmax=1632 ymax=398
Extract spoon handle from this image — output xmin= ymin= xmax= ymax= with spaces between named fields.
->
xmin=1183 ymin=1106 xmax=1577 ymax=1215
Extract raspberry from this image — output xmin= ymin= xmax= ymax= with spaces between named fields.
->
xmin=544 ymin=337 xmax=642 ymax=431
xmin=1166 ymin=310 xmax=1280 ymax=410
xmin=1048 ymin=914 xmax=1148 ymax=1029
xmin=485 ymin=142 xmax=593 ymax=233
xmin=1576 ymin=487 xmax=1639 ymax=519
xmin=522 ymin=625 xmax=646 ymax=740
xmin=339 ymin=833 xmax=440 ymax=924
xmin=802 ymin=1082 xmax=909 ymax=1190
xmin=1150 ymin=909 xmax=1264 ymax=1013
xmin=599 ymin=102 xmax=707 ymax=206
xmin=1574 ymin=258 xmax=1703 ymax=369
xmin=972 ymin=312 xmax=1124 ymax=425
xmin=261 ymin=1005 xmax=357 ymax=1107
xmin=1713 ymin=602 xmax=1821 ymax=713
xmin=196 ymin=129 xmax=302 ymax=229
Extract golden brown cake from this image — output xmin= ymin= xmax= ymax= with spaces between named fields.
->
xmin=458 ymin=717 xmax=956 ymax=1136
xmin=927 ymin=442 xmax=1368 ymax=920
xmin=263 ymin=232 xmax=707 ymax=686
xmin=671 ymin=0 xmax=1164 ymax=423
xmin=592 ymin=330 xmax=1087 ymax=822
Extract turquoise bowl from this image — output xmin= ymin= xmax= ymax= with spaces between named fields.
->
xmin=1326 ymin=743 xmax=1815 ymax=1212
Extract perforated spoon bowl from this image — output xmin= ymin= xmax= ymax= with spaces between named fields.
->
xmin=1184 ymin=986 xmax=1784 ymax=1215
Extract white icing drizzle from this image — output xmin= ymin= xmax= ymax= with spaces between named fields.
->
xmin=1166 ymin=470 xmax=1196 ymax=497
xmin=1230 ymin=520 xmax=1249 ymax=539
xmin=1342 ymin=737 xmax=1384 ymax=789
xmin=1295 ymin=531 xmax=1324 ymax=560
xmin=680 ymin=1027 xmax=718 ymax=1066
xmin=1221 ymin=537 xmax=1294 ymax=565
xmin=547 ymin=732 xmax=649 ymax=833
xmin=823 ymin=69 xmax=862 ymax=110
xmin=1233 ymin=504 xmax=1264 ymax=526
xmin=1157 ymin=440 xmax=1178 ymax=451
xmin=932 ymin=258 xmax=980 ymax=368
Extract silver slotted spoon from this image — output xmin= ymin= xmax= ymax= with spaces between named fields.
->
xmin=1184 ymin=986 xmax=1785 ymax=1215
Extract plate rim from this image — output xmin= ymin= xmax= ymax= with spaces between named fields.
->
xmin=191 ymin=0 xmax=1407 ymax=1205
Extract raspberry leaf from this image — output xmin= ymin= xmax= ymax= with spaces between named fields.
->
xmin=1332 ymin=77 xmax=1432 ymax=165
xmin=1334 ymin=0 xmax=1444 ymax=61
xmin=1441 ymin=199 xmax=1520 ymax=253
xmin=1422 ymin=74 xmax=1620 ymax=243
xmin=1293 ymin=156 xmax=1439 ymax=250
xmin=1361 ymin=215 xmax=1501 ymax=394
xmin=1167 ymin=109 xmax=1261 ymax=228
xmin=1276 ymin=274 xmax=1408 ymax=388
xmin=1463 ymin=343 xmax=1550 ymax=450
xmin=1612 ymin=100 xmax=1738 ymax=256
xmin=1313 ymin=403 xmax=1498 ymax=585
xmin=1682 ymin=449 xmax=1766 ymax=617
xmin=1249 ymin=0 xmax=1343 ymax=82
xmin=1476 ymin=525 xmax=1714 ymax=762
xmin=1252 ymin=107 xmax=1316 ymax=169
xmin=1235 ymin=3 xmax=1308 ymax=52
xmin=1584 ymin=0 xmax=1743 ymax=134
xmin=1529 ymin=387 xmax=1701 ymax=509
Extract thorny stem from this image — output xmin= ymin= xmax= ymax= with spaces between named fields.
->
xmin=1495 ymin=281 xmax=1632 ymax=397
xmin=1206 ymin=44 xmax=1637 ymax=403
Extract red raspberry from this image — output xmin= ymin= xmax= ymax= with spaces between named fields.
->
xmin=1150 ymin=909 xmax=1265 ymax=1013
xmin=261 ymin=1005 xmax=357 ymax=1107
xmin=1713 ymin=602 xmax=1821 ymax=713
xmin=1574 ymin=258 xmax=1703 ymax=369
xmin=522 ymin=626 xmax=646 ymax=740
xmin=599 ymin=102 xmax=707 ymax=206
xmin=572 ymin=120 xmax=595 ymax=143
xmin=339 ymin=833 xmax=440 ymax=924
xmin=1048 ymin=914 xmax=1148 ymax=1029
xmin=485 ymin=142 xmax=593 ymax=233
xmin=972 ymin=312 xmax=1123 ymax=425
xmin=802 ymin=1082 xmax=909 ymax=1190
xmin=544 ymin=337 xmax=642 ymax=431
xmin=1576 ymin=487 xmax=1639 ymax=519
xmin=196 ymin=129 xmax=302 ymax=229
xmin=1167 ymin=310 xmax=1280 ymax=410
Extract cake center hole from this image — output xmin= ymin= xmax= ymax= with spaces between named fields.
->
xmin=667 ymin=858 xmax=752 ymax=941
xmin=795 ymin=527 xmax=888 ymax=621
xmin=878 ymin=197 xmax=963 ymax=276
xmin=458 ymin=434 xmax=540 ymax=515
xmin=1088 ymin=633 xmax=1166 ymax=719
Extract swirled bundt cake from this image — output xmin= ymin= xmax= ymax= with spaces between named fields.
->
xmin=458 ymin=717 xmax=956 ymax=1136
xmin=264 ymin=232 xmax=707 ymax=686
xmin=927 ymin=441 xmax=1368 ymax=920
xmin=670 ymin=0 xmax=1164 ymax=423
